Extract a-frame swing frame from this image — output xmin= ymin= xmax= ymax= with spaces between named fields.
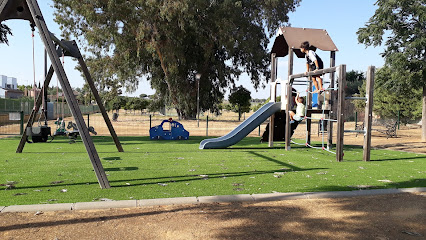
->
xmin=0 ymin=0 xmax=123 ymax=189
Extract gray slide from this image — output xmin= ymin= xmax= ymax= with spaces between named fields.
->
xmin=199 ymin=102 xmax=281 ymax=149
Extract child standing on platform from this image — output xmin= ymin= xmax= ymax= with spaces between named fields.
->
xmin=300 ymin=41 xmax=324 ymax=93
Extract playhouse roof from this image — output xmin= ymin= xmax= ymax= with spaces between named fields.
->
xmin=271 ymin=27 xmax=338 ymax=58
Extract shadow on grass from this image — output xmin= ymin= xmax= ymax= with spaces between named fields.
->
xmin=104 ymin=167 xmax=139 ymax=171
xmin=102 ymin=157 xmax=122 ymax=161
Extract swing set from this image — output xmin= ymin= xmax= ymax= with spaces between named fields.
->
xmin=0 ymin=0 xmax=123 ymax=188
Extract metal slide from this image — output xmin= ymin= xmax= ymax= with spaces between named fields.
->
xmin=199 ymin=102 xmax=282 ymax=149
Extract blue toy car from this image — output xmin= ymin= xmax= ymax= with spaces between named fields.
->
xmin=149 ymin=118 xmax=189 ymax=140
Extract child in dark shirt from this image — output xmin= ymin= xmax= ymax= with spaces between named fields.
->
xmin=300 ymin=41 xmax=324 ymax=93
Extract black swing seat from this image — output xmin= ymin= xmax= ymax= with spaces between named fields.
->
xmin=26 ymin=126 xmax=51 ymax=143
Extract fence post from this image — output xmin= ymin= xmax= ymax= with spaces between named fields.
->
xmin=397 ymin=110 xmax=400 ymax=130
xmin=355 ymin=112 xmax=358 ymax=130
xmin=20 ymin=111 xmax=24 ymax=135
xmin=149 ymin=114 xmax=152 ymax=129
xmin=206 ymin=116 xmax=209 ymax=137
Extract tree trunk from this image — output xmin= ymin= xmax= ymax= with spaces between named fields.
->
xmin=422 ymin=82 xmax=426 ymax=141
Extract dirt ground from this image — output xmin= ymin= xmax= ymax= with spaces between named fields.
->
xmin=0 ymin=193 xmax=425 ymax=240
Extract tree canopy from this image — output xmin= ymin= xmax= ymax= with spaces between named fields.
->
xmin=52 ymin=0 xmax=300 ymax=118
xmin=357 ymin=0 xmax=425 ymax=138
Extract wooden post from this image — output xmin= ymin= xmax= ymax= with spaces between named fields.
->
xmin=285 ymin=48 xmax=294 ymax=150
xmin=285 ymin=81 xmax=292 ymax=150
xmin=336 ymin=64 xmax=346 ymax=162
xmin=328 ymin=51 xmax=336 ymax=149
xmin=363 ymin=66 xmax=375 ymax=161
xmin=306 ymin=77 xmax=312 ymax=145
xmin=25 ymin=0 xmax=110 ymax=188
xmin=77 ymin=56 xmax=123 ymax=152
xmin=268 ymin=53 xmax=277 ymax=147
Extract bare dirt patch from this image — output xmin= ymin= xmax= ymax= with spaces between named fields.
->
xmin=1 ymin=193 xmax=424 ymax=239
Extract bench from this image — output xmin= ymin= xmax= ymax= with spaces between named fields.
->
xmin=355 ymin=121 xmax=398 ymax=138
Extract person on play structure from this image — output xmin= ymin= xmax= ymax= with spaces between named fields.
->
xmin=300 ymin=41 xmax=324 ymax=93
xmin=289 ymin=93 xmax=305 ymax=123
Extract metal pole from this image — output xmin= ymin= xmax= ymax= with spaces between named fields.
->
xmin=397 ymin=110 xmax=400 ymax=130
xmin=355 ymin=112 xmax=358 ymax=130
xmin=206 ymin=115 xmax=208 ymax=137
xmin=196 ymin=73 xmax=201 ymax=127
xmin=149 ymin=114 xmax=152 ymax=129
xmin=20 ymin=111 xmax=24 ymax=135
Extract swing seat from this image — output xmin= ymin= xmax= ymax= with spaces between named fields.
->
xmin=26 ymin=126 xmax=51 ymax=143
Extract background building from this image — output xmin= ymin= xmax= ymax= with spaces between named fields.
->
xmin=0 ymin=75 xmax=24 ymax=99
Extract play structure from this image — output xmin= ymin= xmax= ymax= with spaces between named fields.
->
xmin=0 ymin=0 xmax=124 ymax=188
xmin=150 ymin=118 xmax=189 ymax=140
xmin=201 ymin=27 xmax=375 ymax=162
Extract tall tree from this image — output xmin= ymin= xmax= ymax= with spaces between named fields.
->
xmin=357 ymin=0 xmax=426 ymax=140
xmin=52 ymin=0 xmax=300 ymax=118
xmin=229 ymin=85 xmax=251 ymax=121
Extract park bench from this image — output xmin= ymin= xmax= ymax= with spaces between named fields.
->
xmin=355 ymin=121 xmax=398 ymax=138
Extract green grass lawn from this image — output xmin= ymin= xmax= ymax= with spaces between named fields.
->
xmin=0 ymin=136 xmax=425 ymax=206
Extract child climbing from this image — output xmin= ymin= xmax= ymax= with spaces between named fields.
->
xmin=300 ymin=41 xmax=324 ymax=93
xmin=289 ymin=93 xmax=305 ymax=123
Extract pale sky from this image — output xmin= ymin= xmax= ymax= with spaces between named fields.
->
xmin=0 ymin=0 xmax=384 ymax=99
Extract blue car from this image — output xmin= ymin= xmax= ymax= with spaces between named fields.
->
xmin=149 ymin=118 xmax=189 ymax=140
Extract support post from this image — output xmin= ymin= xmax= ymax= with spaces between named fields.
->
xmin=268 ymin=53 xmax=277 ymax=147
xmin=25 ymin=0 xmax=110 ymax=188
xmin=285 ymin=48 xmax=294 ymax=150
xmin=336 ymin=64 xmax=346 ymax=161
xmin=328 ymin=51 xmax=336 ymax=149
xmin=306 ymin=77 xmax=312 ymax=145
xmin=285 ymin=81 xmax=292 ymax=150
xmin=77 ymin=56 xmax=123 ymax=152
xmin=363 ymin=66 xmax=374 ymax=161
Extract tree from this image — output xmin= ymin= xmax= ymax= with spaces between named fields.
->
xmin=357 ymin=0 xmax=426 ymax=140
xmin=52 ymin=0 xmax=301 ymax=119
xmin=229 ymin=85 xmax=251 ymax=121
xmin=0 ymin=23 xmax=12 ymax=45
xmin=109 ymin=96 xmax=126 ymax=113
xmin=346 ymin=70 xmax=365 ymax=97
xmin=356 ymin=66 xmax=422 ymax=123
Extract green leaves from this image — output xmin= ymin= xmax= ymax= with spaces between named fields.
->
xmin=357 ymin=0 xmax=425 ymax=125
xmin=52 ymin=0 xmax=300 ymax=118
xmin=229 ymin=85 xmax=252 ymax=121
xmin=0 ymin=23 xmax=12 ymax=45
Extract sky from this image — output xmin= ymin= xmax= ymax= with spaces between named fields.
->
xmin=0 ymin=0 xmax=385 ymax=99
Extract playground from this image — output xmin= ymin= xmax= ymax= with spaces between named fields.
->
xmin=0 ymin=1 xmax=425 ymax=239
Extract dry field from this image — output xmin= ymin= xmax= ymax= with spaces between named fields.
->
xmin=1 ymin=110 xmax=425 ymax=154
